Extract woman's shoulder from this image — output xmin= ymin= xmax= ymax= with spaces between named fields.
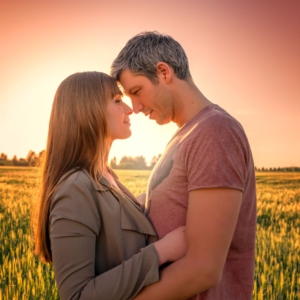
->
xmin=57 ymin=169 xmax=106 ymax=192
xmin=50 ymin=169 xmax=101 ymax=232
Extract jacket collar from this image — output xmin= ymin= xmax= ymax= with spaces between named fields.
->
xmin=82 ymin=169 xmax=157 ymax=237
xmin=81 ymin=169 xmax=110 ymax=191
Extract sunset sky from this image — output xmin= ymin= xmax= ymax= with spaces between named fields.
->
xmin=1 ymin=0 xmax=299 ymax=168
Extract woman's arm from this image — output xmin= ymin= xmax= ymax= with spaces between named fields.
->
xmin=50 ymin=178 xmax=186 ymax=300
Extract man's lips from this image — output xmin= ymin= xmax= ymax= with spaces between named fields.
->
xmin=144 ymin=110 xmax=153 ymax=117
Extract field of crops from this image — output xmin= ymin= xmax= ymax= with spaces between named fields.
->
xmin=0 ymin=167 xmax=299 ymax=299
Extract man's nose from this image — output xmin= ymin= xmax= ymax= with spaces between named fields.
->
xmin=131 ymin=99 xmax=143 ymax=114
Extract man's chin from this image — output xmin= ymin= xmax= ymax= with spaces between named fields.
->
xmin=155 ymin=118 xmax=171 ymax=125
xmin=149 ymin=111 xmax=171 ymax=125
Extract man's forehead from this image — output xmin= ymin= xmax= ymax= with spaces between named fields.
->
xmin=117 ymin=83 xmax=136 ymax=96
xmin=119 ymin=71 xmax=141 ymax=92
xmin=120 ymin=69 xmax=137 ymax=79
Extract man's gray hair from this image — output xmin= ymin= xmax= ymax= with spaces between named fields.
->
xmin=110 ymin=31 xmax=191 ymax=83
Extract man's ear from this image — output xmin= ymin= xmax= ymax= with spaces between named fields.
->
xmin=156 ymin=62 xmax=173 ymax=83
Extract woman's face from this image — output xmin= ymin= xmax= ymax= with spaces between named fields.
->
xmin=106 ymin=95 xmax=133 ymax=141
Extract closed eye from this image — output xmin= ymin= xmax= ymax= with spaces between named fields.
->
xmin=132 ymin=89 xmax=140 ymax=95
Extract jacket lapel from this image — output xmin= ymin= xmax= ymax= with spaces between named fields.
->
xmin=82 ymin=169 xmax=157 ymax=237
xmin=119 ymin=194 xmax=157 ymax=236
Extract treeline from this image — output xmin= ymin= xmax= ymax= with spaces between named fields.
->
xmin=0 ymin=151 xmax=161 ymax=170
xmin=109 ymin=155 xmax=161 ymax=170
xmin=0 ymin=151 xmax=44 ymax=166
xmin=1 ymin=151 xmax=299 ymax=172
xmin=255 ymin=167 xmax=300 ymax=172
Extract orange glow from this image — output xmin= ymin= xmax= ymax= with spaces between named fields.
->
xmin=1 ymin=0 xmax=299 ymax=168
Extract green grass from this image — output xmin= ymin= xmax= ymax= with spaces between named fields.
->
xmin=0 ymin=167 xmax=299 ymax=299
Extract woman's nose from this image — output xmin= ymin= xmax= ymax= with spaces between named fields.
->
xmin=124 ymin=103 xmax=133 ymax=115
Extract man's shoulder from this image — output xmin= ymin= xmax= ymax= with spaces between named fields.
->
xmin=186 ymin=104 xmax=244 ymax=138
xmin=199 ymin=104 xmax=241 ymax=127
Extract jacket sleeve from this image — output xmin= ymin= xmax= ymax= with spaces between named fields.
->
xmin=49 ymin=178 xmax=159 ymax=300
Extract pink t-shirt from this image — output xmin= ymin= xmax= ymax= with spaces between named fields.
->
xmin=146 ymin=104 xmax=256 ymax=300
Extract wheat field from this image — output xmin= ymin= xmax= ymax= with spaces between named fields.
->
xmin=0 ymin=167 xmax=299 ymax=299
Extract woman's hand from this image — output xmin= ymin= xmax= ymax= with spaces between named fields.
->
xmin=154 ymin=226 xmax=187 ymax=266
xmin=136 ymin=193 xmax=146 ymax=206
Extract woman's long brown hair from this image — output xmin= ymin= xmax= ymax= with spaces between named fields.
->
xmin=33 ymin=72 xmax=122 ymax=263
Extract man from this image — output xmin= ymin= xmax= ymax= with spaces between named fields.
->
xmin=111 ymin=31 xmax=256 ymax=300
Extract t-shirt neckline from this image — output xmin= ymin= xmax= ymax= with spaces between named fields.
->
xmin=169 ymin=103 xmax=218 ymax=142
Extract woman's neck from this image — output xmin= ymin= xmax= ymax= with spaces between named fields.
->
xmin=103 ymin=167 xmax=120 ymax=190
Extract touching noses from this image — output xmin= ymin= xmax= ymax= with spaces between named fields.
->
xmin=123 ymin=103 xmax=133 ymax=115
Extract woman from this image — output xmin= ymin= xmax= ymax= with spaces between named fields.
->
xmin=34 ymin=72 xmax=186 ymax=300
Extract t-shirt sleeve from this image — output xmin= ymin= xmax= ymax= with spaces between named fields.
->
xmin=49 ymin=178 xmax=159 ymax=300
xmin=180 ymin=114 xmax=248 ymax=193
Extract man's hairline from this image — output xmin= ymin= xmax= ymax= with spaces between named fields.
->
xmin=115 ymin=65 xmax=192 ymax=88
xmin=116 ymin=68 xmax=160 ymax=88
xmin=116 ymin=69 xmax=141 ymax=96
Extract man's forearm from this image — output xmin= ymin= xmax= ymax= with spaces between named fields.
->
xmin=135 ymin=189 xmax=242 ymax=299
xmin=134 ymin=254 xmax=219 ymax=300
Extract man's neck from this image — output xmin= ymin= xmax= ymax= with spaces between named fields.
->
xmin=172 ymin=79 xmax=211 ymax=127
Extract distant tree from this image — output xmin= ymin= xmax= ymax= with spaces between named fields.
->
xmin=118 ymin=156 xmax=134 ymax=169
xmin=118 ymin=162 xmax=135 ymax=169
xmin=36 ymin=150 xmax=45 ymax=166
xmin=0 ymin=153 xmax=8 ymax=160
xmin=150 ymin=154 xmax=161 ymax=169
xmin=26 ymin=150 xmax=38 ymax=166
xmin=119 ymin=156 xmax=131 ymax=165
xmin=12 ymin=156 xmax=29 ymax=166
xmin=17 ymin=158 xmax=29 ymax=166
xmin=12 ymin=155 xmax=18 ymax=166
xmin=117 ymin=155 xmax=149 ymax=169
xmin=133 ymin=156 xmax=147 ymax=169
xmin=109 ymin=157 xmax=117 ymax=169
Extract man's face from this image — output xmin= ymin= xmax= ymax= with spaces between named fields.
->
xmin=119 ymin=70 xmax=174 ymax=125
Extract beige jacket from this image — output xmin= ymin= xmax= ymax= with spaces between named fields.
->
xmin=49 ymin=170 xmax=159 ymax=300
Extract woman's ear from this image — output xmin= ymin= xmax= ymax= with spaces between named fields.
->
xmin=156 ymin=62 xmax=173 ymax=83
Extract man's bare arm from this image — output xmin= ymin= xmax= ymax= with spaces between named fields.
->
xmin=134 ymin=188 xmax=242 ymax=300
